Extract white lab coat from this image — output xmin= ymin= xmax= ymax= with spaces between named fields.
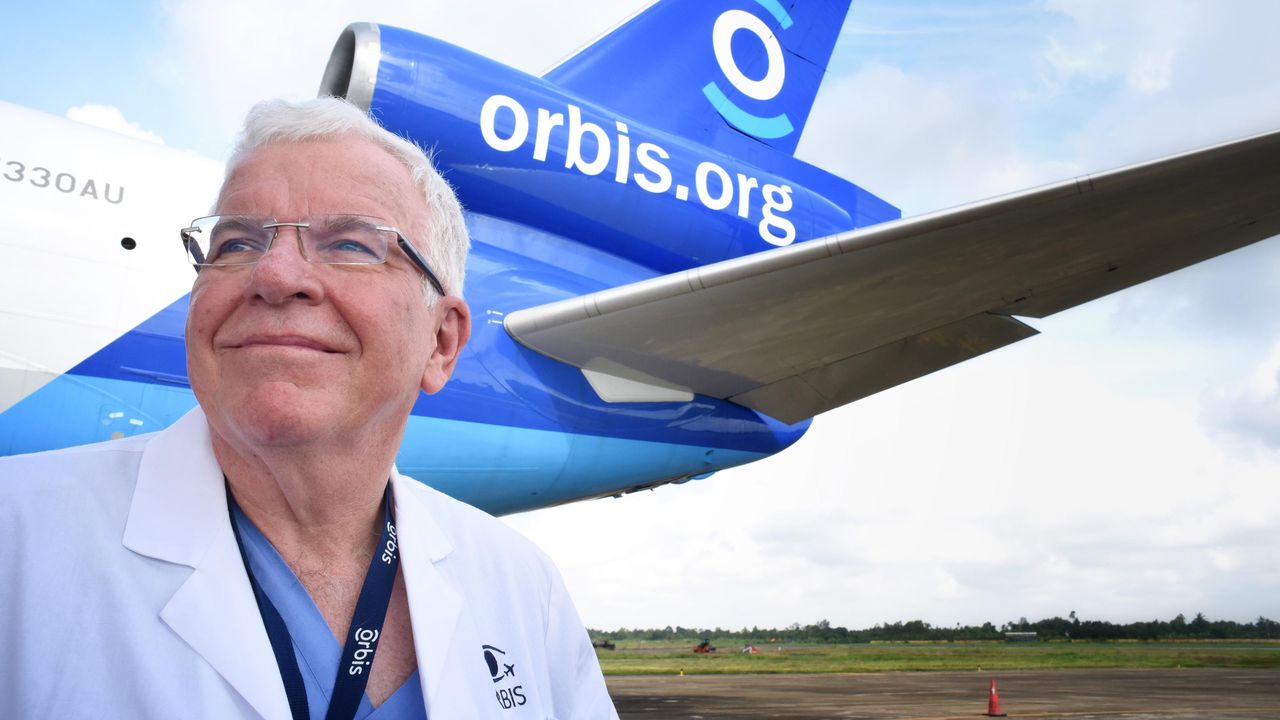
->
xmin=0 ymin=408 xmax=616 ymax=719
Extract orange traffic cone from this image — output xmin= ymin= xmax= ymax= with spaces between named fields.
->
xmin=985 ymin=678 xmax=1007 ymax=717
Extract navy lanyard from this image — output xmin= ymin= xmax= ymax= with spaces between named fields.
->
xmin=227 ymin=480 xmax=402 ymax=720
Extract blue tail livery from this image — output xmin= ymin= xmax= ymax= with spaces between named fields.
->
xmin=545 ymin=0 xmax=851 ymax=155
xmin=3 ymin=1 xmax=1279 ymax=515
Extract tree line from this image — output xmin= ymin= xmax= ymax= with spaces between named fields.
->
xmin=590 ymin=613 xmax=1280 ymax=643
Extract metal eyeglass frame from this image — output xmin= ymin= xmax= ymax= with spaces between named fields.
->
xmin=180 ymin=217 xmax=447 ymax=298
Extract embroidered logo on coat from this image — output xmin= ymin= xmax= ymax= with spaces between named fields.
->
xmin=484 ymin=644 xmax=526 ymax=709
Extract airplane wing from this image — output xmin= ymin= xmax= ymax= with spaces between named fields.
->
xmin=505 ymin=129 xmax=1280 ymax=424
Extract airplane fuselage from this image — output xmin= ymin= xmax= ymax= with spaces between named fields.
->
xmin=0 ymin=7 xmax=899 ymax=515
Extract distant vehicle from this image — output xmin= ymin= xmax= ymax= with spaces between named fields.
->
xmin=592 ymin=639 xmax=616 ymax=651
xmin=694 ymin=639 xmax=717 ymax=654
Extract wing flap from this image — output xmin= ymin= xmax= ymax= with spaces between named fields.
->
xmin=728 ymin=313 xmax=1038 ymax=423
xmin=505 ymin=128 xmax=1280 ymax=421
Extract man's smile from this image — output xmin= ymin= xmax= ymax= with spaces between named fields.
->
xmin=228 ymin=334 xmax=341 ymax=353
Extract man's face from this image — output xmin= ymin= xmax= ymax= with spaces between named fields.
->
xmin=185 ymin=137 xmax=468 ymax=451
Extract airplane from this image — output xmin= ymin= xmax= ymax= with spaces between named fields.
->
xmin=2 ymin=0 xmax=1278 ymax=517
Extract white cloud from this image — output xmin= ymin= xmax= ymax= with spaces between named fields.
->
xmin=1202 ymin=344 xmax=1280 ymax=452
xmin=65 ymin=104 xmax=165 ymax=144
xmin=1040 ymin=0 xmax=1204 ymax=94
xmin=150 ymin=0 xmax=647 ymax=158
xmin=1040 ymin=0 xmax=1280 ymax=168
xmin=796 ymin=62 xmax=1075 ymax=216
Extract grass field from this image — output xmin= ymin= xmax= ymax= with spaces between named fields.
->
xmin=595 ymin=640 xmax=1280 ymax=675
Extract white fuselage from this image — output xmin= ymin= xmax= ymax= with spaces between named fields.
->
xmin=0 ymin=101 xmax=223 ymax=413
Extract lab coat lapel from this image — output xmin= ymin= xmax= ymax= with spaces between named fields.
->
xmin=122 ymin=408 xmax=291 ymax=720
xmin=393 ymin=473 xmax=492 ymax=718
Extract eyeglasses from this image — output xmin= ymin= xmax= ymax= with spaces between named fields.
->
xmin=180 ymin=214 xmax=446 ymax=297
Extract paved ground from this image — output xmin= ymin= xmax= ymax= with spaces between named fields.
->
xmin=606 ymin=668 xmax=1279 ymax=719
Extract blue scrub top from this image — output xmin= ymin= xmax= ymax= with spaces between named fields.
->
xmin=232 ymin=505 xmax=427 ymax=720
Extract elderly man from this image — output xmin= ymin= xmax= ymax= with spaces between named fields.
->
xmin=0 ymin=98 xmax=617 ymax=719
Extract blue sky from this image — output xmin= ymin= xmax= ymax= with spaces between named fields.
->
xmin=4 ymin=3 xmax=161 ymax=129
xmin=5 ymin=0 xmax=1279 ymax=630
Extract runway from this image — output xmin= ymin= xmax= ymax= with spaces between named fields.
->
xmin=607 ymin=668 xmax=1279 ymax=719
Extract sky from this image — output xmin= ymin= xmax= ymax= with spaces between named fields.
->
xmin=5 ymin=0 xmax=1280 ymax=631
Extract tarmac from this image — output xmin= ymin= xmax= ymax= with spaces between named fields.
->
xmin=606 ymin=668 xmax=1279 ymax=719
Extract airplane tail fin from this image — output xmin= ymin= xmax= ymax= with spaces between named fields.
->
xmin=543 ymin=0 xmax=853 ymax=156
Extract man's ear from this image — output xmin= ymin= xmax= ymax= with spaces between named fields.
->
xmin=420 ymin=297 xmax=472 ymax=395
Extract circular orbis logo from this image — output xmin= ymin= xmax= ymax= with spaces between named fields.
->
xmin=702 ymin=0 xmax=796 ymax=140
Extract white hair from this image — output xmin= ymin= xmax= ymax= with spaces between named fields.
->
xmin=219 ymin=97 xmax=469 ymax=300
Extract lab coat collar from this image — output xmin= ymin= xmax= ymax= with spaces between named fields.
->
xmin=391 ymin=471 xmax=483 ymax=718
xmin=122 ymin=407 xmax=293 ymax=720
xmin=121 ymin=408 xmax=484 ymax=719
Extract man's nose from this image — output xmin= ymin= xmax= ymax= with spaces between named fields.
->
xmin=244 ymin=227 xmax=325 ymax=304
